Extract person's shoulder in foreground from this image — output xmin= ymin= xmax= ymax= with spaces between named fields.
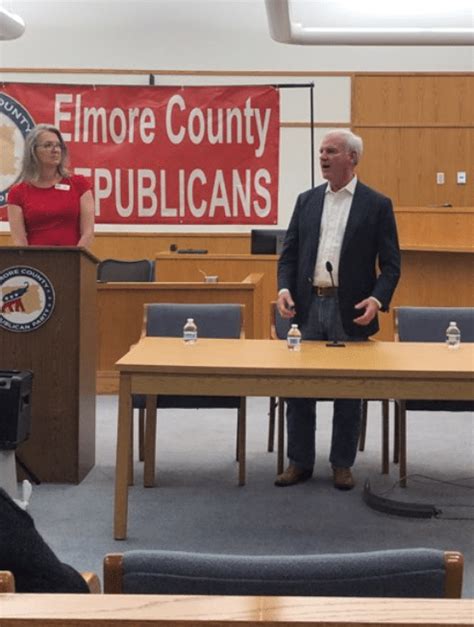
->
xmin=0 ymin=488 xmax=89 ymax=593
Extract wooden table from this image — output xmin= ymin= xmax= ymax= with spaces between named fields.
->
xmin=1 ymin=593 xmax=473 ymax=626
xmin=114 ymin=338 xmax=474 ymax=539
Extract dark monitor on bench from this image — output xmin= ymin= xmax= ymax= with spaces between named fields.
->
xmin=250 ymin=229 xmax=286 ymax=255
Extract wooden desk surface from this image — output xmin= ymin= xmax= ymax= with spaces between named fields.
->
xmin=1 ymin=593 xmax=473 ymax=626
xmin=156 ymin=252 xmax=278 ymax=261
xmin=116 ymin=338 xmax=474 ymax=401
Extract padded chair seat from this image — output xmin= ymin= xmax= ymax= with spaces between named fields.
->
xmin=118 ymin=548 xmax=449 ymax=598
xmin=132 ymin=394 xmax=241 ymax=410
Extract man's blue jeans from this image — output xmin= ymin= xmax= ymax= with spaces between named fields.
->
xmin=286 ymin=294 xmax=367 ymax=470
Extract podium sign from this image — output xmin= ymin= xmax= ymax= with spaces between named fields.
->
xmin=0 ymin=247 xmax=97 ymax=483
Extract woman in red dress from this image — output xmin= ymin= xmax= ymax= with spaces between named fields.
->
xmin=7 ymin=124 xmax=94 ymax=248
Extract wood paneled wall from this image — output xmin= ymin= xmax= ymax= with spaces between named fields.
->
xmin=90 ymin=232 xmax=250 ymax=260
xmin=352 ymin=75 xmax=473 ymax=126
xmin=0 ymin=233 xmax=250 ymax=258
xmin=353 ymin=75 xmax=473 ymax=207
xmin=394 ymin=207 xmax=473 ymax=251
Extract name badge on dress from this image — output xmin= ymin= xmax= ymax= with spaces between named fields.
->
xmin=54 ymin=183 xmax=70 ymax=191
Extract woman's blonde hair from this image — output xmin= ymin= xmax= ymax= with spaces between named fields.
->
xmin=20 ymin=124 xmax=70 ymax=182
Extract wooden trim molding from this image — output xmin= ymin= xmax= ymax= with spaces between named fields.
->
xmin=1 ymin=68 xmax=472 ymax=77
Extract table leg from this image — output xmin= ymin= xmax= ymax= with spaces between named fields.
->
xmin=114 ymin=374 xmax=132 ymax=540
xmin=144 ymin=395 xmax=157 ymax=488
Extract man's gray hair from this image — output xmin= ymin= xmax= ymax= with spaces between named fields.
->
xmin=323 ymin=129 xmax=363 ymax=164
xmin=20 ymin=123 xmax=70 ymax=182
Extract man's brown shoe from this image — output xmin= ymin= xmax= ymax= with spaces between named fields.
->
xmin=332 ymin=466 xmax=355 ymax=490
xmin=274 ymin=465 xmax=313 ymax=487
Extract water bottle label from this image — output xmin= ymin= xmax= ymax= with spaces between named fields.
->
xmin=287 ymin=337 xmax=301 ymax=348
xmin=183 ymin=331 xmax=197 ymax=342
xmin=446 ymin=333 xmax=460 ymax=348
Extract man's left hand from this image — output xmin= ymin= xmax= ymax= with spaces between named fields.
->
xmin=353 ymin=298 xmax=379 ymax=326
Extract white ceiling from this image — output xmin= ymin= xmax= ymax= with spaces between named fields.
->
xmin=0 ymin=1 xmax=473 ymax=72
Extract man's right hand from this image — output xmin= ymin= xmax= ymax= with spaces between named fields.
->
xmin=277 ymin=290 xmax=296 ymax=319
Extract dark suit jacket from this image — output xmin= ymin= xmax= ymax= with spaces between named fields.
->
xmin=278 ymin=180 xmax=401 ymax=337
xmin=0 ymin=488 xmax=89 ymax=593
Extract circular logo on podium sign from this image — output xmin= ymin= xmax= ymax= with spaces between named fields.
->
xmin=0 ymin=93 xmax=35 ymax=207
xmin=0 ymin=266 xmax=55 ymax=332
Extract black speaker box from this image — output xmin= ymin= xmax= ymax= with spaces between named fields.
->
xmin=0 ymin=370 xmax=33 ymax=450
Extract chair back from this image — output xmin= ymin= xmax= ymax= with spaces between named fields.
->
xmin=395 ymin=306 xmax=474 ymax=411
xmin=97 ymin=259 xmax=154 ymax=282
xmin=250 ymin=229 xmax=286 ymax=254
xmin=270 ymin=301 xmax=292 ymax=340
xmin=144 ymin=303 xmax=243 ymax=339
xmin=395 ymin=307 xmax=474 ymax=343
xmin=104 ymin=549 xmax=463 ymax=598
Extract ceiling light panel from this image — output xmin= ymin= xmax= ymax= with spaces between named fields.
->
xmin=266 ymin=0 xmax=474 ymax=45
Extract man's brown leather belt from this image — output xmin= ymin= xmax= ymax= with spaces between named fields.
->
xmin=313 ymin=286 xmax=338 ymax=297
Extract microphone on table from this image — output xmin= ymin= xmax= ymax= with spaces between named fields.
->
xmin=325 ymin=261 xmax=345 ymax=348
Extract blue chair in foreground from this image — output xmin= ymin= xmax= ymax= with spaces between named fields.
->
xmin=97 ymin=258 xmax=154 ymax=282
xmin=394 ymin=307 xmax=474 ymax=487
xmin=103 ymin=548 xmax=463 ymax=598
xmin=132 ymin=303 xmax=246 ymax=487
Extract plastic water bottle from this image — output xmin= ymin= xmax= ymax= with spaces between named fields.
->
xmin=287 ymin=323 xmax=302 ymax=351
xmin=183 ymin=318 xmax=198 ymax=344
xmin=446 ymin=321 xmax=461 ymax=349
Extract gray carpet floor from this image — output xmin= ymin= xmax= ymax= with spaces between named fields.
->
xmin=24 ymin=396 xmax=474 ymax=596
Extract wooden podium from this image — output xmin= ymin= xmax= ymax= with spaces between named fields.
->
xmin=0 ymin=247 xmax=98 ymax=483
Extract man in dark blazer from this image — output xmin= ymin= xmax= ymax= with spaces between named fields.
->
xmin=276 ymin=129 xmax=400 ymax=490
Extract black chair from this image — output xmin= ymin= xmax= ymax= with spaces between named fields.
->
xmin=394 ymin=306 xmax=474 ymax=487
xmin=250 ymin=229 xmax=286 ymax=254
xmin=132 ymin=303 xmax=247 ymax=487
xmin=104 ymin=548 xmax=463 ymax=598
xmin=97 ymin=258 xmax=154 ymax=282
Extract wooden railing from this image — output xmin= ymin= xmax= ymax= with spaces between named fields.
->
xmin=0 ymin=593 xmax=473 ymax=627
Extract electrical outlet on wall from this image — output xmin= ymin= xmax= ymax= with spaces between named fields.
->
xmin=456 ymin=171 xmax=467 ymax=184
xmin=436 ymin=172 xmax=445 ymax=185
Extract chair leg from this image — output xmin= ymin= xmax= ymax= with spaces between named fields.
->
xmin=393 ymin=402 xmax=400 ymax=464
xmin=143 ymin=396 xmax=157 ymax=488
xmin=236 ymin=416 xmax=240 ymax=462
xmin=381 ymin=399 xmax=390 ymax=474
xmin=128 ymin=409 xmax=134 ymax=486
xmin=358 ymin=400 xmax=368 ymax=451
xmin=277 ymin=397 xmax=285 ymax=475
xmin=399 ymin=400 xmax=407 ymax=488
xmin=237 ymin=398 xmax=246 ymax=486
xmin=138 ymin=409 xmax=145 ymax=462
xmin=267 ymin=397 xmax=276 ymax=452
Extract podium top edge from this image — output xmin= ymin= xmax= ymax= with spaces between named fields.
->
xmin=0 ymin=246 xmax=99 ymax=264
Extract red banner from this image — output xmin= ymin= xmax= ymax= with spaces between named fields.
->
xmin=0 ymin=84 xmax=279 ymax=224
